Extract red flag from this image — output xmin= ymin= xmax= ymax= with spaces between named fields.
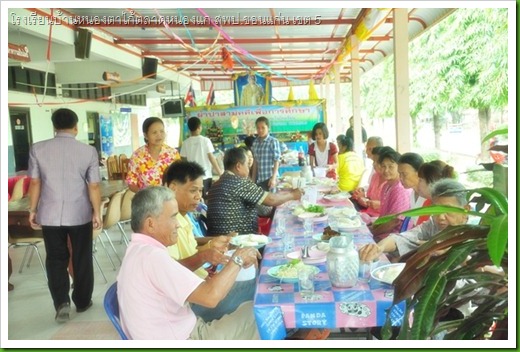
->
xmin=184 ymin=85 xmax=197 ymax=107
xmin=206 ymin=82 xmax=215 ymax=105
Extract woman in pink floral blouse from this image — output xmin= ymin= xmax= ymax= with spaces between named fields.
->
xmin=126 ymin=117 xmax=180 ymax=192
xmin=367 ymin=146 xmax=412 ymax=242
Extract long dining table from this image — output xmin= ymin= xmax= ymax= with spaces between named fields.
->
xmin=253 ymin=190 xmax=405 ymax=340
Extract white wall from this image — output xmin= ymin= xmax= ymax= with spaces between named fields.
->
xmin=8 ymin=91 xmax=150 ymax=145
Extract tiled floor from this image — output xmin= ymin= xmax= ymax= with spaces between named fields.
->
xmin=7 ymin=225 xmax=126 ymax=342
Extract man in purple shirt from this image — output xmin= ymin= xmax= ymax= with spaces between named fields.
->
xmin=28 ymin=108 xmax=102 ymax=323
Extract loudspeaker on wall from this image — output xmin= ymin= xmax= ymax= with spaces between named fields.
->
xmin=142 ymin=57 xmax=158 ymax=79
xmin=74 ymin=28 xmax=92 ymax=59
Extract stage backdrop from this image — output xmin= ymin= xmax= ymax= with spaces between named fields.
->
xmin=184 ymin=99 xmax=326 ymax=148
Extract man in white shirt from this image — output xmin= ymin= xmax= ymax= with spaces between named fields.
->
xmin=180 ymin=117 xmax=223 ymax=196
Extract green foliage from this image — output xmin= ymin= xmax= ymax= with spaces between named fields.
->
xmin=481 ymin=127 xmax=508 ymax=144
xmin=380 ymin=186 xmax=508 ymax=339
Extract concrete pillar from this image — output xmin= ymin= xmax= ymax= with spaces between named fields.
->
xmin=333 ymin=63 xmax=342 ymax=139
xmin=393 ymin=8 xmax=412 ymax=152
xmin=350 ymin=35 xmax=363 ymax=153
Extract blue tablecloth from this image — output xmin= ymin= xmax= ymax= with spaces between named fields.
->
xmin=253 ymin=202 xmax=405 ymax=340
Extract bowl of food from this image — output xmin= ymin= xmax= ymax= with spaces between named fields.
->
xmin=370 ymin=263 xmax=406 ymax=285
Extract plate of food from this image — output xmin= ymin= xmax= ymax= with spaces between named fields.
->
xmin=298 ymin=212 xmax=328 ymax=222
xmin=325 ymin=207 xmax=357 ymax=217
xmin=313 ymin=242 xmax=330 ymax=252
xmin=323 ymin=192 xmax=351 ymax=201
xmin=267 ymin=260 xmax=320 ymax=282
xmin=286 ymin=247 xmax=328 ymax=264
xmin=312 ymin=226 xmax=342 ymax=242
xmin=336 ymin=216 xmax=363 ymax=232
xmin=371 ymin=263 xmax=406 ymax=285
xmin=293 ymin=204 xmax=326 ymax=216
xmin=230 ymin=234 xmax=272 ymax=248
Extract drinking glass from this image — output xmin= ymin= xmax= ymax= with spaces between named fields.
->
xmin=303 ymin=218 xmax=313 ymax=245
xmin=328 ymin=215 xmax=339 ymax=231
xmin=358 ymin=260 xmax=374 ymax=283
xmin=298 ymin=267 xmax=315 ymax=299
xmin=275 ymin=217 xmax=286 ymax=239
xmin=282 ymin=233 xmax=295 ymax=256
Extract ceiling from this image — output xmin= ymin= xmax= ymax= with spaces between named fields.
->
xmin=8 ymin=7 xmax=455 ymax=92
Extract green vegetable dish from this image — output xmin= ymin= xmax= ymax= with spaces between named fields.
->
xmin=305 ymin=205 xmax=325 ymax=214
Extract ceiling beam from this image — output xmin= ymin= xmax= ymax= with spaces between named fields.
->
xmin=144 ymin=49 xmax=373 ymax=57
xmin=116 ymin=36 xmax=389 ymax=45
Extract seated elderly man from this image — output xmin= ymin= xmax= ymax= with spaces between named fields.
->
xmin=162 ymin=160 xmax=258 ymax=322
xmin=206 ymin=147 xmax=302 ymax=235
xmin=359 ymin=179 xmax=470 ymax=262
xmin=117 ymin=186 xmax=260 ymax=339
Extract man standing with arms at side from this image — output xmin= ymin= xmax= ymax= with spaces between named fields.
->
xmin=180 ymin=117 xmax=223 ymax=197
xmin=251 ymin=116 xmax=281 ymax=191
xmin=28 ymin=108 xmax=102 ymax=323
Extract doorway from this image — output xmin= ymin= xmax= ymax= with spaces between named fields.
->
xmin=9 ymin=108 xmax=33 ymax=172
xmin=86 ymin=111 xmax=101 ymax=159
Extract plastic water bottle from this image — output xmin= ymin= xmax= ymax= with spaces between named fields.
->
xmin=298 ymin=146 xmax=305 ymax=166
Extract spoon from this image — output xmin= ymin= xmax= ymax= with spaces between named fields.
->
xmin=301 ymin=246 xmax=310 ymax=259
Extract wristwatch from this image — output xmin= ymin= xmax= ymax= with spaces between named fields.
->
xmin=232 ymin=255 xmax=244 ymax=268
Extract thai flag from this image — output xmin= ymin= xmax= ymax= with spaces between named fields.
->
xmin=206 ymin=82 xmax=215 ymax=106
xmin=184 ymin=84 xmax=197 ymax=107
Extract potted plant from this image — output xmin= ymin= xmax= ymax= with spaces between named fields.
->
xmin=374 ymin=129 xmax=508 ymax=340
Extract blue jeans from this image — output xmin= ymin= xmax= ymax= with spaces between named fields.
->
xmin=191 ymin=279 xmax=256 ymax=322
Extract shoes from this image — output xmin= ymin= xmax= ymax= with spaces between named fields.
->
xmin=8 ymin=283 xmax=14 ymax=291
xmin=287 ymin=328 xmax=330 ymax=340
xmin=55 ymin=303 xmax=70 ymax=323
xmin=76 ymin=300 xmax=93 ymax=313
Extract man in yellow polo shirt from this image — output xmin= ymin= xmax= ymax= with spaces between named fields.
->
xmin=163 ymin=160 xmax=257 ymax=322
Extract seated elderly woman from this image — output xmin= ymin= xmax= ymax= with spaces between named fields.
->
xmin=359 ymin=179 xmax=470 ymax=262
xmin=366 ymin=147 xmax=412 ymax=242
xmin=397 ymin=152 xmax=425 ymax=228
xmin=206 ymin=147 xmax=302 ymax=236
xmin=415 ymin=160 xmax=456 ymax=225
xmin=351 ymin=145 xmax=386 ymax=217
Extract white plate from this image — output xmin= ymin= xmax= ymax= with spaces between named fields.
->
xmin=267 ymin=264 xmax=320 ymax=282
xmin=370 ymin=263 xmax=406 ymax=285
xmin=325 ymin=207 xmax=357 ymax=217
xmin=286 ymin=248 xmax=327 ymax=264
xmin=313 ymin=243 xmax=330 ymax=252
xmin=230 ymin=234 xmax=272 ymax=248
xmin=298 ymin=212 xmax=328 ymax=222
xmin=312 ymin=233 xmax=340 ymax=243
xmin=323 ymin=193 xmax=351 ymax=201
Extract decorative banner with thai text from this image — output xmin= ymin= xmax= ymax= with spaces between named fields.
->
xmin=185 ymin=99 xmax=325 ymax=146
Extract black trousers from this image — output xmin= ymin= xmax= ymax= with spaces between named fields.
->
xmin=257 ymin=179 xmax=271 ymax=192
xmin=42 ymin=222 xmax=93 ymax=311
xmin=203 ymin=178 xmax=213 ymax=198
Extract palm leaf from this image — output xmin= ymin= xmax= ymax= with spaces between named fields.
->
xmin=487 ymin=214 xmax=508 ymax=266
xmin=481 ymin=127 xmax=508 ymax=144
xmin=409 ymin=243 xmax=476 ymax=339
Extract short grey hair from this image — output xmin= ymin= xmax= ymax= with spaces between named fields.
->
xmin=367 ymin=136 xmax=383 ymax=147
xmin=430 ymin=179 xmax=467 ymax=206
xmin=131 ymin=186 xmax=175 ymax=233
